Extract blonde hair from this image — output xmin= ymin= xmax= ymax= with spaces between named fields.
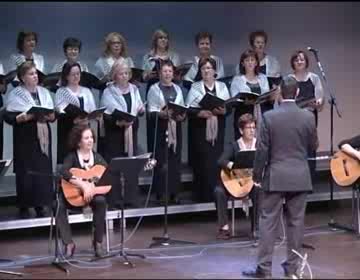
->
xmin=110 ymin=58 xmax=132 ymax=81
xmin=150 ymin=29 xmax=170 ymax=55
xmin=103 ymin=32 xmax=128 ymax=57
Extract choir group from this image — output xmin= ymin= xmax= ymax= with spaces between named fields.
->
xmin=0 ymin=29 xmax=325 ymax=256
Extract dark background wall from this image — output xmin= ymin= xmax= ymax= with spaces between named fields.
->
xmin=0 ymin=2 xmax=358 ymax=166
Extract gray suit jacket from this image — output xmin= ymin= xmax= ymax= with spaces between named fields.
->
xmin=253 ymin=101 xmax=318 ymax=192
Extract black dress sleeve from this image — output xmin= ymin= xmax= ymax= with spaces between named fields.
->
xmin=94 ymin=152 xmax=108 ymax=167
xmin=60 ymin=152 xmax=76 ymax=181
xmin=217 ymin=142 xmax=236 ymax=170
xmin=338 ymin=135 xmax=360 ymax=150
xmin=3 ymin=111 xmax=20 ymax=125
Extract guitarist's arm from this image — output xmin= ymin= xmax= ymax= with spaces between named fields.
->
xmin=60 ymin=153 xmax=97 ymax=203
xmin=339 ymin=135 xmax=360 ymax=161
xmin=217 ymin=142 xmax=236 ymax=171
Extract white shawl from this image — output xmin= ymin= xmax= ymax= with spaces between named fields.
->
xmin=6 ymin=85 xmax=54 ymax=156
xmin=101 ymin=82 xmax=143 ymax=156
xmin=55 ymin=86 xmax=97 ymax=113
xmin=147 ymin=82 xmax=184 ymax=152
xmin=186 ymin=80 xmax=230 ymax=145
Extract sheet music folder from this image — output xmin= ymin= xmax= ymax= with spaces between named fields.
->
xmin=233 ymin=150 xmax=255 ymax=169
xmin=64 ymin=104 xmax=106 ymax=119
xmin=168 ymin=102 xmax=188 ymax=116
xmin=111 ymin=109 xmax=137 ymax=122
xmin=27 ymin=106 xmax=54 ymax=115
xmin=96 ymin=153 xmax=152 ymax=186
xmin=199 ymin=93 xmax=226 ymax=110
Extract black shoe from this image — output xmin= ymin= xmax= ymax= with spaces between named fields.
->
xmin=242 ymin=267 xmax=271 ymax=278
xmin=282 ymin=262 xmax=299 ymax=279
xmin=19 ymin=208 xmax=31 ymax=219
xmin=216 ymin=228 xmax=231 ymax=240
xmin=35 ymin=206 xmax=47 ymax=218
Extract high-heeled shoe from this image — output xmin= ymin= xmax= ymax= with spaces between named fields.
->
xmin=64 ymin=242 xmax=76 ymax=258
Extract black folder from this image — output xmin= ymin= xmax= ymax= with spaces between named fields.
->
xmin=64 ymin=104 xmax=106 ymax=120
xmin=27 ymin=106 xmax=54 ymax=116
xmin=254 ymin=88 xmax=278 ymax=104
xmin=174 ymin=63 xmax=193 ymax=78
xmin=130 ymin=68 xmax=144 ymax=83
xmin=233 ymin=150 xmax=255 ymax=169
xmin=199 ymin=93 xmax=226 ymax=111
xmin=80 ymin=71 xmax=107 ymax=91
xmin=111 ymin=109 xmax=137 ymax=122
xmin=42 ymin=72 xmax=61 ymax=93
xmin=0 ymin=70 xmax=17 ymax=85
xmin=167 ymin=101 xmax=188 ymax=116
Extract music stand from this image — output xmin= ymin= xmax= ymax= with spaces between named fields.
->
xmin=92 ymin=154 xmax=149 ymax=267
xmin=229 ymin=151 xmax=258 ymax=241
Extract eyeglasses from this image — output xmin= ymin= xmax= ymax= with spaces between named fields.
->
xmin=110 ymin=41 xmax=121 ymax=45
xmin=158 ymin=36 xmax=168 ymax=40
xmin=244 ymin=126 xmax=256 ymax=130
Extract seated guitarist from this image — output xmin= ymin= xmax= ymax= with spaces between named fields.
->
xmin=57 ymin=124 xmax=108 ymax=258
xmin=339 ymin=135 xmax=360 ymax=160
xmin=214 ymin=113 xmax=258 ymax=239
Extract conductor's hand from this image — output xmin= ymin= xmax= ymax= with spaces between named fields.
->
xmin=197 ymin=110 xmax=213 ymax=119
xmin=212 ymin=106 xmax=226 ymax=116
xmin=82 ymin=182 xmax=95 ymax=204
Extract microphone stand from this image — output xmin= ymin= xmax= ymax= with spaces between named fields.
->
xmin=24 ymin=170 xmax=69 ymax=274
xmin=149 ymin=104 xmax=196 ymax=247
xmin=309 ymin=50 xmax=344 ymax=229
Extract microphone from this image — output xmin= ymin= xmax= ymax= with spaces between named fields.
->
xmin=307 ymin=46 xmax=319 ymax=53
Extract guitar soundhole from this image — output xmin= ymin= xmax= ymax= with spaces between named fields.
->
xmin=343 ymin=159 xmax=349 ymax=177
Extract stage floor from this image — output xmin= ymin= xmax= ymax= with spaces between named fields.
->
xmin=0 ymin=199 xmax=359 ymax=279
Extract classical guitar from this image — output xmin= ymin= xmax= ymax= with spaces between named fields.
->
xmin=330 ymin=151 xmax=360 ymax=187
xmin=61 ymin=159 xmax=156 ymax=207
xmin=220 ymin=168 xmax=254 ymax=198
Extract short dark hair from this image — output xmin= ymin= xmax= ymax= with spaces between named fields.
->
xmin=160 ymin=60 xmax=175 ymax=71
xmin=239 ymin=49 xmax=260 ymax=75
xmin=17 ymin=30 xmax=38 ymax=53
xmin=280 ymin=76 xmax=299 ymax=100
xmin=238 ymin=113 xmax=256 ymax=130
xmin=63 ymin=37 xmax=82 ymax=54
xmin=198 ymin=57 xmax=217 ymax=79
xmin=60 ymin=62 xmax=82 ymax=87
xmin=17 ymin=61 xmax=37 ymax=84
xmin=195 ymin=31 xmax=213 ymax=45
xmin=249 ymin=30 xmax=268 ymax=47
xmin=290 ymin=50 xmax=309 ymax=70
xmin=67 ymin=124 xmax=96 ymax=152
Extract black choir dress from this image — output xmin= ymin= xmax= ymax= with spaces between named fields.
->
xmin=103 ymin=93 xmax=141 ymax=208
xmin=233 ymin=83 xmax=261 ymax=140
xmin=297 ymin=78 xmax=318 ymax=178
xmin=4 ymin=92 xmax=53 ymax=209
xmin=57 ymin=96 xmax=86 ymax=164
xmin=188 ymin=85 xmax=227 ymax=202
xmin=147 ymin=84 xmax=183 ymax=201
